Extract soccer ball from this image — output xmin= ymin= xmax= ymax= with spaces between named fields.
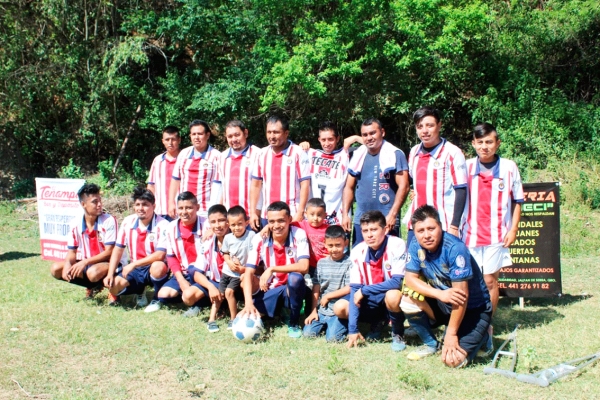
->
xmin=231 ymin=315 xmax=264 ymax=343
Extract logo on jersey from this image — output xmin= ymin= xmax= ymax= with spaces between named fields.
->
xmin=379 ymin=193 xmax=390 ymax=204
xmin=384 ymin=262 xmax=392 ymax=270
xmin=148 ymin=233 xmax=155 ymax=242
xmin=98 ymin=232 xmax=104 ymax=243
xmin=202 ymin=162 xmax=209 ymax=167
xmin=379 ymin=172 xmax=390 ymax=179
xmin=245 ymin=160 xmax=251 ymax=166
xmin=433 ymin=160 xmax=440 ymax=168
xmin=287 ymin=248 xmax=294 ymax=257
xmin=498 ymin=179 xmax=505 ymax=190
xmin=418 ymin=249 xmax=426 ymax=268
xmin=456 ymin=255 xmax=466 ymax=268
xmin=287 ymin=158 xmax=293 ymax=165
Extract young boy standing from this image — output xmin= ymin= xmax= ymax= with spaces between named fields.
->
xmin=303 ymin=225 xmax=352 ymax=342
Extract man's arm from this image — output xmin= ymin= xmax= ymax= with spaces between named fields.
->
xmin=146 ymin=184 xmax=155 ymax=194
xmin=105 ymin=246 xmax=126 ymax=287
xmin=441 ymin=280 xmax=469 ymax=367
xmin=386 ymin=171 xmax=409 ymax=231
xmin=168 ymin=179 xmax=181 ymax=219
xmin=321 ymin=285 xmax=351 ymax=307
xmin=343 ymin=135 xmax=363 ymax=150
xmin=360 ymin=275 xmax=402 ymax=296
xmin=294 ymin=179 xmax=310 ymax=222
xmin=404 ymin=271 xmax=467 ymax=307
xmin=249 ymin=178 xmax=263 ymax=230
xmin=62 ymin=249 xmax=78 ymax=281
xmin=260 ymin=258 xmax=309 ymax=291
xmin=341 ymin=175 xmax=357 ymax=232
xmin=503 ymin=203 xmax=521 ymax=247
xmin=193 ymin=271 xmax=222 ymax=302
xmin=305 ymin=284 xmax=321 ymax=325
xmin=239 ymin=266 xmax=260 ymax=318
xmin=69 ymin=244 xmax=114 ymax=279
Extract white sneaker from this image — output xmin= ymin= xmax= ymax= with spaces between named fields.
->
xmin=144 ymin=300 xmax=162 ymax=313
xmin=182 ymin=306 xmax=201 ymax=318
xmin=136 ymin=293 xmax=149 ymax=308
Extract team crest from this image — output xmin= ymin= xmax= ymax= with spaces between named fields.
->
xmin=287 ymin=159 xmax=293 ymax=165
xmin=456 ymin=255 xmax=466 ymax=268
xmin=498 ymin=180 xmax=505 ymax=190
xmin=433 ymin=160 xmax=440 ymax=168
xmin=418 ymin=249 xmax=426 ymax=261
xmin=202 ymin=162 xmax=208 ymax=167
xmin=245 ymin=160 xmax=251 ymax=166
xmin=379 ymin=193 xmax=390 ymax=205
xmin=287 ymin=249 xmax=294 ymax=256
xmin=384 ymin=262 xmax=392 ymax=270
xmin=148 ymin=233 xmax=155 ymax=242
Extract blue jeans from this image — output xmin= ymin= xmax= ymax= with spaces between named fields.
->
xmin=303 ymin=310 xmax=348 ymax=342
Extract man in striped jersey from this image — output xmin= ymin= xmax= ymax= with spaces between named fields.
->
xmin=50 ymin=183 xmax=121 ymax=301
xmin=249 ymin=116 xmax=311 ymax=230
xmin=214 ymin=120 xmax=261 ymax=215
xmin=147 ymin=126 xmax=181 ymax=220
xmin=463 ymin=123 xmax=523 ymax=315
xmin=104 ymin=188 xmax=170 ymax=309
xmin=168 ymin=120 xmax=221 ymax=219
xmin=239 ymin=201 xmax=310 ymax=338
xmin=406 ymin=107 xmax=468 ymax=241
xmin=335 ymin=211 xmax=407 ymax=351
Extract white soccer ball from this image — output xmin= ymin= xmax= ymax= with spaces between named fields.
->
xmin=231 ymin=315 xmax=264 ymax=343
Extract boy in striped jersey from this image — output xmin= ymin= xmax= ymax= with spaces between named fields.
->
xmin=147 ymin=126 xmax=181 ymax=220
xmin=50 ymin=183 xmax=120 ymax=301
xmin=104 ymin=188 xmax=170 ymax=309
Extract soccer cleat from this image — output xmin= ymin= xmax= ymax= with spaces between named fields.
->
xmin=136 ymin=293 xmax=149 ymax=308
xmin=365 ymin=320 xmax=385 ymax=340
xmin=207 ymin=321 xmax=219 ymax=333
xmin=107 ymin=292 xmax=120 ymax=306
xmin=227 ymin=320 xmax=234 ymax=330
xmin=85 ymin=286 xmax=103 ymax=300
xmin=391 ymin=334 xmax=407 ymax=352
xmin=144 ymin=300 xmax=162 ymax=313
xmin=407 ymin=344 xmax=440 ymax=361
xmin=288 ymin=325 xmax=302 ymax=339
xmin=182 ymin=306 xmax=201 ymax=318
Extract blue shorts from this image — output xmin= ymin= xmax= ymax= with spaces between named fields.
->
xmin=117 ymin=265 xmax=151 ymax=295
xmin=190 ymin=278 xmax=219 ymax=307
xmin=253 ymin=285 xmax=289 ymax=318
xmin=341 ymin=293 xmax=388 ymax=323
xmin=303 ymin=310 xmax=348 ymax=342
xmin=162 ymin=272 xmax=195 ymax=294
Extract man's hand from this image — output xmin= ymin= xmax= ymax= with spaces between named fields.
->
xmin=441 ymin=333 xmax=467 ymax=367
xmin=346 ymin=333 xmax=365 ymax=348
xmin=202 ymin=228 xmax=215 ymax=242
xmin=228 ymin=257 xmax=242 ymax=273
xmin=341 ymin=214 xmax=352 ymax=232
xmin=299 ymin=141 xmax=310 ymax=151
xmin=250 ymin=214 xmax=261 ymax=231
xmin=238 ymin=304 xmax=260 ymax=319
xmin=447 ymin=226 xmax=460 ymax=238
xmin=69 ymin=260 xmax=87 ymax=281
xmin=179 ymin=280 xmax=191 ymax=292
xmin=208 ymin=286 xmax=222 ymax=303
xmin=353 ymin=288 xmax=364 ymax=307
xmin=259 ymin=268 xmax=273 ymax=292
xmin=320 ymin=294 xmax=331 ymax=308
xmin=62 ymin=264 xmax=72 ymax=281
xmin=503 ymin=230 xmax=518 ymax=248
xmin=259 ymin=225 xmax=270 ymax=239
xmin=304 ymin=310 xmax=318 ymax=325
xmin=292 ymin=211 xmax=303 ymax=223
xmin=385 ymin=211 xmax=397 ymax=233
xmin=438 ymin=287 xmax=467 ymax=306
xmin=121 ymin=263 xmax=135 ymax=279
xmin=103 ymin=275 xmax=114 ymax=288
xmin=168 ymin=204 xmax=177 ymax=220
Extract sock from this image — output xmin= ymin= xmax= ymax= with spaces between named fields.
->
xmin=406 ymin=311 xmax=438 ymax=348
xmin=388 ymin=310 xmax=405 ymax=336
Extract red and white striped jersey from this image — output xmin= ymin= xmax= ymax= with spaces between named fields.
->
xmin=147 ymin=152 xmax=178 ymax=216
xmin=407 ymin=139 xmax=468 ymax=231
xmin=462 ymin=157 xmax=524 ymax=247
xmin=252 ymin=142 xmax=311 ymax=218
xmin=216 ymin=144 xmax=260 ymax=211
xmin=115 ymin=213 xmax=169 ymax=263
xmin=199 ymin=235 xmax=225 ymax=282
xmin=306 ymin=148 xmax=349 ymax=224
xmin=172 ymin=145 xmax=221 ymax=216
xmin=165 ymin=217 xmax=205 ymax=274
xmin=349 ymin=236 xmax=407 ymax=285
xmin=246 ymin=225 xmax=310 ymax=289
xmin=67 ymin=213 xmax=118 ymax=260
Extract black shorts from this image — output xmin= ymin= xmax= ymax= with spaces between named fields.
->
xmin=219 ymin=275 xmax=241 ymax=294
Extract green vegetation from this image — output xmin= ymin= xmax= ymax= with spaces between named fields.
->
xmin=1 ymin=0 xmax=599 ymax=197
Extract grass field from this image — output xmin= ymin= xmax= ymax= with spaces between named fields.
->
xmin=1 ymin=199 xmax=600 ymax=399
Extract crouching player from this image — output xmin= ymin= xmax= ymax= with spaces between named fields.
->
xmin=402 ymin=205 xmax=492 ymax=367
xmin=239 ymin=201 xmax=309 ymax=338
xmin=104 ymin=188 xmax=170 ymax=309
xmin=50 ymin=183 xmax=119 ymax=301
xmin=303 ymin=225 xmax=352 ymax=342
xmin=335 ymin=211 xmax=407 ymax=351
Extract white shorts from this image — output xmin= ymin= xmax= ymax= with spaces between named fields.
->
xmin=469 ymin=242 xmax=512 ymax=275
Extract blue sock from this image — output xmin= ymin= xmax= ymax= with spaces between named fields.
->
xmin=151 ymin=275 xmax=169 ymax=300
xmin=388 ymin=311 xmax=405 ymax=336
xmin=406 ymin=311 xmax=438 ymax=348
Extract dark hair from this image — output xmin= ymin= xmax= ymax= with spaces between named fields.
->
xmin=188 ymin=119 xmax=212 ymax=135
xmin=473 ymin=122 xmax=498 ymax=140
xmin=325 ymin=225 xmax=346 ymax=240
xmin=306 ymin=197 xmax=326 ymax=211
xmin=132 ymin=187 xmax=155 ymax=205
xmin=359 ymin=210 xmax=386 ymax=228
xmin=413 ymin=106 xmax=441 ymax=124
xmin=318 ymin=121 xmax=338 ymax=137
xmin=176 ymin=191 xmax=197 ymax=204
xmin=361 ymin=118 xmax=383 ymax=130
xmin=225 ymin=120 xmax=246 ymax=131
xmin=266 ymin=201 xmax=291 ymax=216
xmin=227 ymin=205 xmax=248 ymax=220
xmin=208 ymin=204 xmax=227 ymax=218
xmin=162 ymin=125 xmax=180 ymax=136
xmin=410 ymin=205 xmax=442 ymax=227
xmin=266 ymin=115 xmax=289 ymax=131
xmin=77 ymin=183 xmax=100 ymax=202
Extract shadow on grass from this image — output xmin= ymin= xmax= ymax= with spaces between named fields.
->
xmin=0 ymin=251 xmax=38 ymax=262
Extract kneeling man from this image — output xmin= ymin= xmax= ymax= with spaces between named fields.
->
xmin=402 ymin=205 xmax=492 ymax=367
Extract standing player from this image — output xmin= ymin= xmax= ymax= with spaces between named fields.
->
xmin=299 ymin=122 xmax=362 ymax=224
xmin=402 ymin=205 xmax=492 ymax=367
xmin=335 ymin=211 xmax=407 ymax=351
xmin=406 ymin=107 xmax=468 ymax=240
xmin=341 ymin=118 xmax=410 ymax=244
xmin=147 ymin=126 xmax=181 ymax=220
xmin=463 ymin=123 xmax=523 ymax=350
xmin=103 ymin=188 xmax=170 ymax=309
xmin=168 ymin=120 xmax=221 ymax=219
xmin=215 ymin=120 xmax=261 ymax=215
xmin=249 ymin=116 xmax=311 ymax=230
xmin=239 ymin=201 xmax=310 ymax=338
xmin=50 ymin=183 xmax=120 ymax=302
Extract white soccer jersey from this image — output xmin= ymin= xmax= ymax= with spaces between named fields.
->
xmin=252 ymin=141 xmax=311 ymax=218
xmin=216 ymin=144 xmax=260 ymax=211
xmin=463 ymin=157 xmax=524 ymax=247
xmin=246 ymin=226 xmax=310 ymax=289
xmin=199 ymin=235 xmax=224 ymax=282
xmin=307 ymin=147 xmax=349 ymax=224
xmin=172 ymin=145 xmax=221 ymax=216
xmin=407 ymin=139 xmax=468 ymax=230
xmin=67 ymin=213 xmax=118 ymax=260
xmin=165 ymin=218 xmax=205 ymax=273
xmin=349 ymin=236 xmax=407 ymax=285
xmin=115 ymin=214 xmax=169 ymax=263
xmin=147 ymin=152 xmax=178 ymax=216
